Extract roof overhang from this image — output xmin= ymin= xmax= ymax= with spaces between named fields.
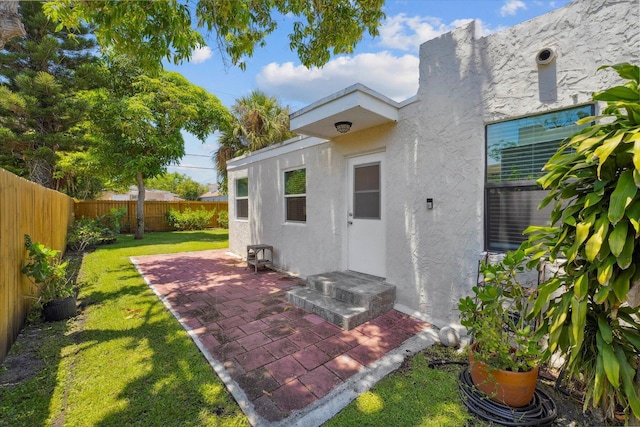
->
xmin=290 ymin=84 xmax=400 ymax=139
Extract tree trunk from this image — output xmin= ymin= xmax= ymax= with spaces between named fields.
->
xmin=135 ymin=171 xmax=145 ymax=240
xmin=0 ymin=1 xmax=26 ymax=48
xmin=27 ymin=157 xmax=54 ymax=188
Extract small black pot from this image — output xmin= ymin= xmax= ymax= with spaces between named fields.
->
xmin=43 ymin=297 xmax=77 ymax=321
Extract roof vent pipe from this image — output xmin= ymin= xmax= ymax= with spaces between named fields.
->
xmin=536 ymin=47 xmax=556 ymax=66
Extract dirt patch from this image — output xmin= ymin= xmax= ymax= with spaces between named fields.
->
xmin=1 ymin=250 xmax=86 ymax=388
xmin=0 ymin=328 xmax=46 ymax=386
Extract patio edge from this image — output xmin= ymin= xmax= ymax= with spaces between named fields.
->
xmin=131 ymin=254 xmax=438 ymax=427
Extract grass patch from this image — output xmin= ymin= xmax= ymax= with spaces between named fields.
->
xmin=0 ymin=230 xmax=247 ymax=427
xmin=1 ymin=229 xmax=503 ymax=427
xmin=325 ymin=345 xmax=492 ymax=427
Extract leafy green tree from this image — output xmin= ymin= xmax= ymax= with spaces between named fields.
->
xmin=44 ymin=0 xmax=385 ymax=71
xmin=0 ymin=1 xmax=98 ymax=187
xmin=53 ymin=151 xmax=104 ymax=199
xmin=146 ymin=172 xmax=207 ymax=201
xmin=214 ymin=90 xmax=295 ymax=193
xmin=526 ymin=63 xmax=640 ymax=422
xmin=82 ymin=56 xmax=229 ymax=239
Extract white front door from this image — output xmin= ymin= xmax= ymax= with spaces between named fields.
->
xmin=347 ymin=152 xmax=386 ymax=278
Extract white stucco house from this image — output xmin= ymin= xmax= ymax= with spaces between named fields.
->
xmin=227 ymin=0 xmax=639 ymax=328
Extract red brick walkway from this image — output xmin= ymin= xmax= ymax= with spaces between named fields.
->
xmin=131 ymin=249 xmax=430 ymax=424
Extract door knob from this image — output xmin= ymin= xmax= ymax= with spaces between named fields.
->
xmin=348 ymin=221 xmax=353 ymax=225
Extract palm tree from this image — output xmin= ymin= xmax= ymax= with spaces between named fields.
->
xmin=214 ymin=90 xmax=295 ymax=192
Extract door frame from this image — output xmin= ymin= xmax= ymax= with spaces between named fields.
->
xmin=342 ymin=150 xmax=386 ymax=277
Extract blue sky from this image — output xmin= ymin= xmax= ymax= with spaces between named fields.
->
xmin=164 ymin=0 xmax=572 ymax=186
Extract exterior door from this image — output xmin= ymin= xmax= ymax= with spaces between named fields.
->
xmin=347 ymin=152 xmax=386 ymax=278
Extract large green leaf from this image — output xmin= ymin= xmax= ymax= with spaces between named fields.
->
xmin=593 ymin=85 xmax=640 ymax=102
xmin=597 ymin=315 xmax=613 ymax=344
xmin=608 ymin=170 xmax=637 ymax=224
xmin=608 ymin=220 xmax=628 ymax=257
xmin=570 ymin=296 xmax=587 ymax=363
xmin=577 ymin=133 xmax=608 ymax=154
xmin=634 ymin=136 xmax=640 ymax=171
xmin=594 ymin=285 xmax=610 ymax=304
xmin=550 ymin=292 xmax=571 ymax=335
xmin=616 ymin=232 xmax=635 ymax=270
xmin=596 ymin=335 xmax=620 ymax=388
xmin=594 ymin=131 xmax=624 ymax=178
xmin=612 ymin=265 xmax=636 ymax=301
xmin=570 ymin=212 xmax=596 ymax=262
xmin=593 ymin=350 xmax=605 ymax=405
xmin=626 ymin=201 xmax=640 ymax=235
xmin=615 ymin=346 xmax=640 ymax=417
xmin=597 ymin=255 xmax=616 ymax=285
xmin=574 ymin=273 xmax=589 ymax=299
xmin=601 ymin=63 xmax=640 ymax=83
xmin=586 ymin=215 xmax=610 ymax=261
xmin=532 ymin=278 xmax=563 ymax=316
xmin=621 ymin=328 xmax=640 ymax=352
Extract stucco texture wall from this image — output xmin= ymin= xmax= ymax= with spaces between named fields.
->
xmin=387 ymin=0 xmax=639 ymax=326
xmin=228 ymin=131 xmax=388 ymax=277
xmin=228 ymin=0 xmax=638 ymax=328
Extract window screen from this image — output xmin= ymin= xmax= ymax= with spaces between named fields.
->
xmin=284 ymin=169 xmax=306 ymax=222
xmin=354 ymin=163 xmax=380 ymax=219
xmin=236 ymin=178 xmax=248 ymax=219
xmin=485 ymin=105 xmax=593 ymax=251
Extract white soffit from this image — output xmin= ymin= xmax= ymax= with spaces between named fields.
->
xmin=290 ymin=84 xmax=400 ymax=139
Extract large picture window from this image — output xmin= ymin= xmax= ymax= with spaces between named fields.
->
xmin=485 ymin=105 xmax=593 ymax=251
xmin=236 ymin=178 xmax=248 ymax=219
xmin=284 ymin=168 xmax=306 ymax=222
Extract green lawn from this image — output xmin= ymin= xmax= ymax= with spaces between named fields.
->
xmin=0 ymin=230 xmax=485 ymax=427
xmin=1 ymin=230 xmax=246 ymax=427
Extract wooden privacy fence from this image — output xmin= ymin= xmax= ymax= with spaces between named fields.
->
xmin=74 ymin=200 xmax=228 ymax=232
xmin=0 ymin=169 xmax=75 ymax=363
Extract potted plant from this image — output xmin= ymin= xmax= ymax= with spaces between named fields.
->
xmin=458 ymin=246 xmax=542 ymax=407
xmin=22 ymin=235 xmax=76 ymax=321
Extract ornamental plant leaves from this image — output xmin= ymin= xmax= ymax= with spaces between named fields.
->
xmin=608 ymin=220 xmax=628 ymax=257
xmin=608 ymin=170 xmax=637 ymax=224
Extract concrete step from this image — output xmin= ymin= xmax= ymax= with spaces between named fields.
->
xmin=286 ymin=271 xmax=396 ymax=330
xmin=306 ymin=271 xmax=395 ymax=316
xmin=286 ymin=287 xmax=370 ymax=331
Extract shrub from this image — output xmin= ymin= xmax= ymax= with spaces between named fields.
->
xmin=165 ymin=207 xmax=215 ymax=231
xmin=22 ymin=235 xmax=74 ymax=305
xmin=97 ymin=207 xmax=127 ymax=234
xmin=525 ymin=63 xmax=640 ymax=421
xmin=217 ymin=210 xmax=229 ymax=229
xmin=67 ymin=218 xmax=104 ymax=251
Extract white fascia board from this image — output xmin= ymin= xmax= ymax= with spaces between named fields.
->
xmin=227 ymin=136 xmax=328 ymax=171
xmin=290 ymin=84 xmax=400 ymax=132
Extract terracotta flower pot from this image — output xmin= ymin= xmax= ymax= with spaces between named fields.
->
xmin=468 ymin=342 xmax=538 ymax=407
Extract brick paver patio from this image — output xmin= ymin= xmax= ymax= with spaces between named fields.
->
xmin=132 ymin=249 xmax=431 ymax=424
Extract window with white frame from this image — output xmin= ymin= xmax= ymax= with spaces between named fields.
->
xmin=235 ymin=178 xmax=248 ymax=219
xmin=284 ymin=168 xmax=306 ymax=222
xmin=485 ymin=105 xmax=593 ymax=251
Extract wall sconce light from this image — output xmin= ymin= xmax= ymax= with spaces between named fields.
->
xmin=335 ymin=121 xmax=352 ymax=134
xmin=426 ymin=198 xmax=433 ymax=210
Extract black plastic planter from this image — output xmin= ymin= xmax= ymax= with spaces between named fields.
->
xmin=43 ymin=297 xmax=77 ymax=321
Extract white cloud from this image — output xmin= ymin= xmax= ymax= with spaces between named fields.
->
xmin=256 ymin=52 xmax=419 ymax=105
xmin=500 ymin=0 xmax=527 ymax=16
xmin=190 ymin=46 xmax=213 ymax=64
xmin=378 ymin=14 xmax=474 ymax=52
